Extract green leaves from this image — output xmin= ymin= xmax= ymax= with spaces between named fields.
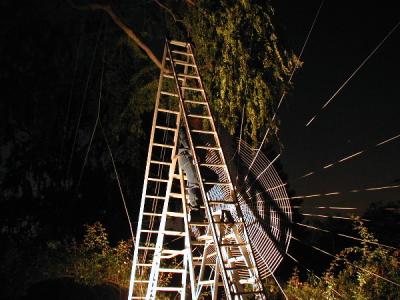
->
xmin=186 ymin=0 xmax=298 ymax=144
xmin=285 ymin=220 xmax=400 ymax=299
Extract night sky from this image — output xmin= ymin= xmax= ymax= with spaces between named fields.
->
xmin=274 ymin=1 xmax=400 ymax=215
xmin=0 ymin=1 xmax=399 ymax=297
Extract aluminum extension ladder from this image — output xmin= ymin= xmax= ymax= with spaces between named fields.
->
xmin=128 ymin=40 xmax=267 ymax=300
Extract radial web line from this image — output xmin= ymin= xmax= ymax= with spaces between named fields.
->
xmin=299 ymin=212 xmax=370 ymax=222
xmin=244 ymin=0 xmax=325 ymax=179
xmin=293 ymin=222 xmax=396 ymax=250
xmin=285 ymin=252 xmax=343 ymax=297
xmin=243 ymin=182 xmax=400 ymax=204
xmin=77 ymin=27 xmax=106 ymax=189
xmin=291 ymin=236 xmax=400 ymax=287
xmin=295 ymin=132 xmax=400 ymax=181
xmin=244 ymin=153 xmax=281 ymax=192
xmin=287 ymin=183 xmax=400 ymax=201
xmin=66 ymin=20 xmax=103 ymax=179
xmin=255 ymin=246 xmax=288 ymax=300
xmin=100 ymin=120 xmax=135 ymax=243
xmin=306 ymin=21 xmax=400 ymax=127
xmin=61 ymin=18 xmax=85 ymax=161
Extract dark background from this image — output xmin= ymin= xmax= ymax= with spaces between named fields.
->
xmin=0 ymin=0 xmax=399 ymax=298
xmin=275 ymin=1 xmax=400 ymax=215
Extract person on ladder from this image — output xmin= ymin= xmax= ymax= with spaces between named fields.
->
xmin=177 ymin=126 xmax=202 ymax=212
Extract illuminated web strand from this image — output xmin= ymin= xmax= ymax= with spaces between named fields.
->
xmin=315 ymin=206 xmax=357 ymax=210
xmin=295 ymin=132 xmax=400 ymax=181
xmin=245 ymin=153 xmax=281 ymax=192
xmin=249 ymin=183 xmax=400 ymax=203
xmin=299 ymin=212 xmax=370 ymax=222
xmin=101 ymin=121 xmax=135 ymax=244
xmin=287 ymin=183 xmax=400 ymax=200
xmin=259 ymin=250 xmax=289 ymax=300
xmin=285 ymin=252 xmax=343 ymax=297
xmin=294 ymin=222 xmax=397 ymax=250
xmin=306 ymin=21 xmax=400 ymax=127
xmin=245 ymin=0 xmax=325 ymax=180
xmin=291 ymin=236 xmax=400 ymax=288
xmin=290 ymin=205 xmax=358 ymax=210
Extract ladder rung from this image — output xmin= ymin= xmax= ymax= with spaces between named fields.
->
xmin=233 ymin=291 xmax=265 ymax=296
xmin=239 ymin=278 xmax=256 ymax=284
xmin=169 ymin=40 xmax=188 ymax=47
xmin=156 ymin=287 xmax=184 ymax=292
xmin=197 ymin=234 xmax=213 ymax=241
xmin=200 ymin=163 xmax=225 ymax=167
xmin=162 ymin=249 xmax=185 ymax=255
xmin=195 ymin=145 xmax=221 ymax=151
xmin=220 ymin=242 xmax=249 ymax=247
xmin=193 ymin=261 xmax=216 ymax=266
xmin=158 ymin=107 xmax=180 ymax=114
xmin=166 ymin=58 xmax=196 ymax=68
xmin=228 ymin=256 xmax=245 ymax=264
xmin=153 ymin=142 xmax=175 ymax=148
xmin=145 ymin=195 xmax=166 ymax=199
xmin=141 ymin=229 xmax=186 ymax=236
xmin=155 ymin=125 xmax=177 ymax=131
xmin=225 ymin=265 xmax=252 ymax=271
xmin=198 ymin=280 xmax=224 ymax=286
xmin=203 ymin=182 xmax=231 ymax=186
xmin=148 ymin=177 xmax=169 ymax=183
xmin=143 ymin=211 xmax=184 ymax=218
xmin=172 ymin=49 xmax=193 ymax=56
xmin=214 ymin=221 xmax=243 ymax=225
xmin=138 ymin=246 xmax=156 ymax=250
xmin=177 ymin=74 xmax=200 ymax=80
xmin=133 ymin=280 xmax=149 ymax=283
xmin=162 ymin=73 xmax=183 ymax=81
xmin=150 ymin=160 xmax=172 ymax=166
xmin=181 ymin=86 xmax=203 ymax=92
xmin=191 ymin=129 xmax=216 ymax=134
xmin=184 ymin=99 xmax=207 ymax=105
xmin=208 ymin=200 xmax=235 ymax=205
xmin=159 ymin=268 xmax=185 ymax=273
xmin=189 ymin=222 xmax=209 ymax=226
xmin=187 ymin=114 xmax=212 ymax=119
xmin=199 ymin=280 xmax=215 ymax=286
xmin=166 ymin=212 xmax=185 ymax=217
xmin=143 ymin=212 xmax=162 ymax=216
xmin=137 ymin=263 xmax=152 ymax=266
xmin=170 ymin=192 xmax=184 ymax=198
xmin=160 ymin=91 xmax=179 ymax=97
xmin=191 ymin=241 xmax=207 ymax=246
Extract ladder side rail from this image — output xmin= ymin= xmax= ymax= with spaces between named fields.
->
xmin=177 ymin=44 xmax=197 ymax=300
xmin=195 ymin=239 xmax=213 ymax=297
xmin=212 ymin=262 xmax=221 ymax=300
xmin=145 ymin=151 xmax=181 ymax=298
xmin=145 ymin=66 xmax=183 ymax=297
xmin=179 ymin=167 xmax=197 ymax=299
xmin=188 ymin=44 xmax=267 ymax=298
xmin=165 ymin=40 xmax=235 ymax=299
xmin=129 ymin=46 xmax=169 ymax=299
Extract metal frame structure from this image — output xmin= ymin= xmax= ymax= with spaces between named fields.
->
xmin=128 ymin=40 xmax=267 ymax=299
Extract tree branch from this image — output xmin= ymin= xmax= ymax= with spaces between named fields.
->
xmin=153 ymin=0 xmax=183 ymax=23
xmin=69 ymin=1 xmax=162 ymax=69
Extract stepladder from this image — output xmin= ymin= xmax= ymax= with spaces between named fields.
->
xmin=128 ymin=40 xmax=267 ymax=300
